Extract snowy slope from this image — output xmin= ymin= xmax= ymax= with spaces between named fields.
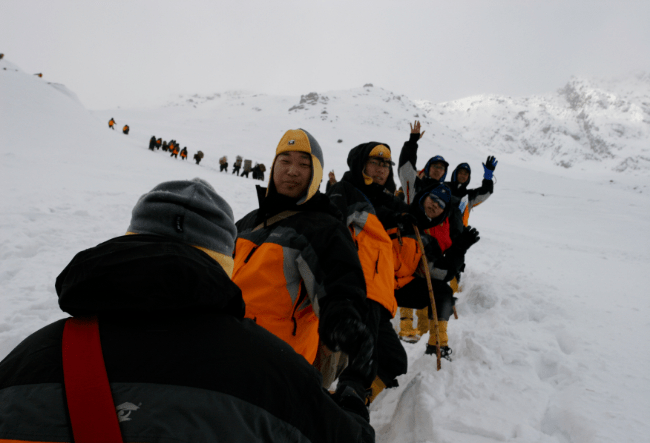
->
xmin=91 ymin=85 xmax=483 ymax=182
xmin=416 ymin=73 xmax=650 ymax=175
xmin=2 ymin=58 xmax=650 ymax=443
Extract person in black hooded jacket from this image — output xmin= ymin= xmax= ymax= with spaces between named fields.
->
xmin=326 ymin=141 xmax=408 ymax=404
xmin=397 ymin=121 xmax=451 ymax=204
xmin=395 ymin=182 xmax=480 ymax=359
xmin=395 ymin=121 xmax=466 ymax=342
xmin=0 ymin=178 xmax=374 ymax=443
xmin=445 ymin=157 xmax=497 ymax=227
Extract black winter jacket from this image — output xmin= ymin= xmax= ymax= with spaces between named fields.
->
xmin=0 ymin=234 xmax=373 ymax=443
xmin=445 ymin=164 xmax=494 ymax=218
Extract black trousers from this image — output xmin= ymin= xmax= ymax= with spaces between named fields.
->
xmin=395 ymin=276 xmax=456 ymax=321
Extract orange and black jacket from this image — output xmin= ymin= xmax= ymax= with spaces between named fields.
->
xmin=342 ymin=142 xmax=425 ymax=291
xmin=233 ymin=186 xmax=367 ymax=364
xmin=327 ymin=179 xmax=396 ymax=317
xmin=0 ymin=234 xmax=373 ymax=443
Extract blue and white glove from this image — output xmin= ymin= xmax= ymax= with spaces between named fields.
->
xmin=482 ymin=156 xmax=497 ymax=180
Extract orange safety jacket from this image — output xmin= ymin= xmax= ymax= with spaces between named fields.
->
xmin=388 ymin=228 xmax=422 ymax=290
xmin=327 ymin=181 xmax=396 ymax=317
xmin=109 ymin=119 xmax=115 ymax=127
xmin=181 ymin=150 xmax=187 ymax=158
xmin=233 ymin=189 xmax=367 ymax=364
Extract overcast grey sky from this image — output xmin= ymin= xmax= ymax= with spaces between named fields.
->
xmin=2 ymin=0 xmax=649 ymax=109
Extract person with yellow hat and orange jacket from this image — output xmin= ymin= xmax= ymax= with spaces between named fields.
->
xmin=233 ymin=128 xmax=374 ymax=421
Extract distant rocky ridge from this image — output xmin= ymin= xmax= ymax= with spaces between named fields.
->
xmin=416 ymin=73 xmax=650 ymax=173
xmin=163 ymin=75 xmax=650 ymax=173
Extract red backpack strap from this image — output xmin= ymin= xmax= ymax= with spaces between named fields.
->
xmin=62 ymin=316 xmax=124 ymax=443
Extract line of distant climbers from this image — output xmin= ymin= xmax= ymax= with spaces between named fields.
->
xmin=0 ymin=53 xmax=40 ymax=76
xmin=220 ymin=156 xmax=266 ymax=180
xmin=107 ymin=118 xmax=130 ymax=135
xmin=148 ymin=135 xmax=204 ymax=164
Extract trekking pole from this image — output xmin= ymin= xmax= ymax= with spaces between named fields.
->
xmin=453 ymin=306 xmax=459 ymax=320
xmin=412 ymin=224 xmax=441 ymax=371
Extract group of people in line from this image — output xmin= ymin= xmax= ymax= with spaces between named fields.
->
xmin=221 ymin=156 xmax=266 ymax=180
xmin=0 ymin=121 xmax=496 ymax=443
xmin=108 ymin=118 xmax=129 ymax=135
xmin=148 ymin=135 xmax=205 ymax=164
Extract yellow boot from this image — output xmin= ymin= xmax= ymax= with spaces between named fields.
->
xmin=398 ymin=308 xmax=417 ymax=342
xmin=425 ymin=321 xmax=453 ymax=361
xmin=415 ymin=308 xmax=430 ymax=337
xmin=450 ymin=277 xmax=459 ymax=294
xmin=438 ymin=320 xmax=449 ymax=347
xmin=366 ymin=376 xmax=387 ymax=405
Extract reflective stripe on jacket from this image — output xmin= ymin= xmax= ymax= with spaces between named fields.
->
xmin=234 ymin=191 xmax=367 ymax=364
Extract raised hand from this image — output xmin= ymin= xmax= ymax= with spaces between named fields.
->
xmin=410 ymin=120 xmax=425 ymax=140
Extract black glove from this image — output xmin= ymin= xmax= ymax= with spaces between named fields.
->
xmin=331 ymin=384 xmax=370 ymax=422
xmin=326 ymin=317 xmax=374 ymax=378
xmin=460 ymin=226 xmax=480 ymax=249
xmin=395 ymin=212 xmax=418 ymax=232
xmin=423 ymin=236 xmax=443 ymax=261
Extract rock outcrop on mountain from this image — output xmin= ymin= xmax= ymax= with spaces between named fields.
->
xmin=415 ymin=73 xmax=650 ymax=173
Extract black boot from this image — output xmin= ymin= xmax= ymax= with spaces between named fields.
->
xmin=425 ymin=345 xmax=453 ymax=361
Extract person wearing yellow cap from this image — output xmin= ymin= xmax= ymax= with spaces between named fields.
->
xmin=326 ymin=140 xmax=410 ymax=404
xmin=232 ymin=129 xmax=374 ymax=421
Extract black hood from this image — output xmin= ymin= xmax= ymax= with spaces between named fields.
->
xmin=448 ymin=163 xmax=472 ymax=197
xmin=56 ymin=234 xmax=245 ymax=318
xmin=345 ymin=142 xmax=397 ymax=194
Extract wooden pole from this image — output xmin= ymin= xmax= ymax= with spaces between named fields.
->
xmin=413 ymin=224 xmax=441 ymax=371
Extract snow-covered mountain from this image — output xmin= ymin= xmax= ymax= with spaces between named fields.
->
xmin=2 ymin=57 xmax=650 ymax=443
xmin=416 ymin=73 xmax=650 ymax=174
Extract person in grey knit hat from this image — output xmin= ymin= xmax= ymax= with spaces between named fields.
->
xmin=127 ymin=177 xmax=237 ymax=276
xmin=0 ymin=177 xmax=375 ymax=443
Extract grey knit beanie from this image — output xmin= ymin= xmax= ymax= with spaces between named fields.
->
xmin=127 ymin=178 xmax=236 ymax=259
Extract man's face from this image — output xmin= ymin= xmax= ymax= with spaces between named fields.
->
xmin=273 ymin=151 xmax=312 ymax=199
xmin=456 ymin=169 xmax=470 ymax=184
xmin=423 ymin=195 xmax=444 ymax=219
xmin=364 ymin=157 xmax=391 ymax=186
xmin=428 ymin=162 xmax=446 ymax=181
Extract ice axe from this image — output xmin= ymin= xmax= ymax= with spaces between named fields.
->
xmin=413 ymin=224 xmax=441 ymax=371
